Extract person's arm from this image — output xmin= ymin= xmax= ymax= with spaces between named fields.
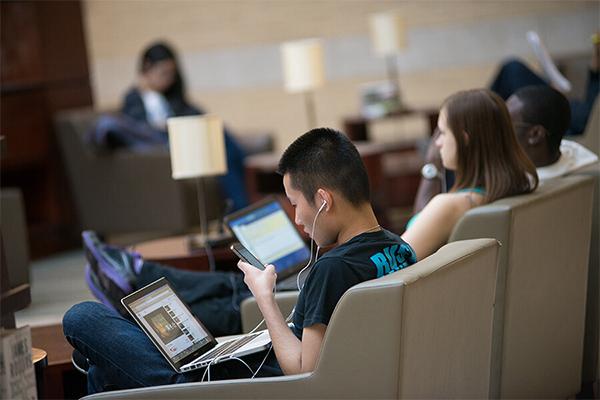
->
xmin=402 ymin=193 xmax=473 ymax=260
xmin=413 ymin=130 xmax=444 ymax=214
xmin=237 ymin=262 xmax=325 ymax=374
xmin=121 ymin=88 xmax=148 ymax=123
xmin=413 ymin=174 xmax=443 ymax=214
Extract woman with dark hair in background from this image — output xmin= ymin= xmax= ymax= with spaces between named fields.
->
xmin=122 ymin=41 xmax=249 ymax=211
xmin=122 ymin=42 xmax=198 ymax=128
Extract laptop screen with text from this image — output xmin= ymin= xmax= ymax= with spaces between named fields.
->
xmin=226 ymin=199 xmax=310 ymax=275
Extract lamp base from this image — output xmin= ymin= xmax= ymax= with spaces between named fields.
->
xmin=360 ymin=80 xmax=404 ymax=119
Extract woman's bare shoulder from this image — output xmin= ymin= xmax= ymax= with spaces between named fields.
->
xmin=428 ymin=192 xmax=479 ymax=215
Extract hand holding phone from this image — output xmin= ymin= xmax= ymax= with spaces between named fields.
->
xmin=230 ymin=242 xmax=265 ymax=270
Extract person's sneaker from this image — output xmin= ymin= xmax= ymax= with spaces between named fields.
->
xmin=71 ymin=349 xmax=89 ymax=375
xmin=82 ymin=231 xmax=143 ymax=313
xmin=85 ymin=264 xmax=125 ymax=315
xmin=527 ymin=30 xmax=572 ymax=93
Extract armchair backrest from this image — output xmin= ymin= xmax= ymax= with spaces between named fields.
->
xmin=574 ymin=162 xmax=600 ymax=386
xmin=313 ymin=238 xmax=499 ymax=399
xmin=449 ymin=174 xmax=595 ymax=398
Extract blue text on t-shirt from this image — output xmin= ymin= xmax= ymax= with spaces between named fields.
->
xmin=370 ymin=243 xmax=415 ymax=278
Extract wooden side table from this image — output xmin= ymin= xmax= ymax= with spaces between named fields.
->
xmin=31 ymin=324 xmax=86 ymax=399
xmin=343 ymin=107 xmax=439 ymax=141
xmin=130 ymin=235 xmax=239 ymax=272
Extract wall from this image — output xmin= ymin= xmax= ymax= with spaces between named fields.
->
xmin=83 ymin=0 xmax=598 ymax=149
xmin=1 ymin=0 xmax=92 ymax=257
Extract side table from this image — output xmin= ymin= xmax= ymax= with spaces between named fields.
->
xmin=31 ymin=324 xmax=86 ymax=399
xmin=343 ymin=106 xmax=439 ymax=141
xmin=130 ymin=235 xmax=239 ymax=272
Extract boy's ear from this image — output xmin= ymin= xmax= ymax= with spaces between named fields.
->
xmin=527 ymin=125 xmax=546 ymax=145
xmin=315 ymin=188 xmax=333 ymax=211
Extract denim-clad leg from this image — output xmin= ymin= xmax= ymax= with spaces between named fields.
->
xmin=490 ymin=58 xmax=547 ymax=100
xmin=489 ymin=60 xmax=599 ymax=135
xmin=137 ymin=262 xmax=243 ymax=300
xmin=219 ymin=130 xmax=250 ymax=211
xmin=569 ymin=70 xmax=600 ymax=135
xmin=63 ymin=301 xmax=282 ymax=394
xmin=63 ymin=301 xmax=203 ymax=393
xmin=136 ymin=262 xmax=252 ymax=335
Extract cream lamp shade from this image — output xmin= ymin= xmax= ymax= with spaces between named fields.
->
xmin=281 ymin=38 xmax=325 ymax=93
xmin=167 ymin=115 xmax=227 ymax=179
xmin=369 ymin=12 xmax=407 ymax=56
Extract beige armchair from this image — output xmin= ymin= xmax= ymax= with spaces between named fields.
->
xmin=84 ymin=238 xmax=500 ymax=399
xmin=449 ymin=174 xmax=595 ymax=398
xmin=578 ymin=161 xmax=600 ymax=393
xmin=241 ymin=174 xmax=596 ymax=398
xmin=572 ymin=101 xmax=600 ymax=389
xmin=55 ymin=108 xmax=202 ymax=235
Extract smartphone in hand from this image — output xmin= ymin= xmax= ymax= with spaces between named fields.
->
xmin=230 ymin=242 xmax=265 ymax=270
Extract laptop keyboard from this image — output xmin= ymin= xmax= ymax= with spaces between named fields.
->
xmin=196 ymin=332 xmax=261 ymax=363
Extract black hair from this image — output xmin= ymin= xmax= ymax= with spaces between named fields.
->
xmin=139 ymin=41 xmax=186 ymax=102
xmin=513 ymin=85 xmax=571 ymax=156
xmin=277 ymin=128 xmax=370 ymax=206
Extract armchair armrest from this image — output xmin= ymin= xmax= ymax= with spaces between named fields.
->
xmin=84 ymin=373 xmax=313 ymax=399
xmin=240 ymin=292 xmax=299 ymax=333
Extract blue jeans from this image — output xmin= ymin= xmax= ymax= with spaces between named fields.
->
xmin=490 ymin=58 xmax=599 ymax=136
xmin=63 ymin=301 xmax=204 ymax=393
xmin=63 ymin=302 xmax=281 ymax=394
xmin=219 ymin=131 xmax=250 ymax=212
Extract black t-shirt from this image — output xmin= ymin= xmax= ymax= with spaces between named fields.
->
xmin=291 ymin=229 xmax=416 ymax=339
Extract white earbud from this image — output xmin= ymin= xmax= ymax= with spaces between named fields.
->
xmin=318 ymin=200 xmax=327 ymax=213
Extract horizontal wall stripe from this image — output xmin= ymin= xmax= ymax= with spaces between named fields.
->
xmin=90 ymin=7 xmax=597 ymax=108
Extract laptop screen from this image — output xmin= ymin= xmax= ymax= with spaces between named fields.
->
xmin=225 ymin=198 xmax=310 ymax=275
xmin=126 ymin=282 xmax=212 ymax=364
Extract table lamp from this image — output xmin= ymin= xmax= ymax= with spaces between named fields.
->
xmin=281 ymin=38 xmax=325 ymax=129
xmin=369 ymin=11 xmax=407 ymax=112
xmin=167 ymin=115 xmax=227 ymax=271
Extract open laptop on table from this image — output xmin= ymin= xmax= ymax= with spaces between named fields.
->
xmin=121 ymin=277 xmax=271 ymax=373
xmin=224 ymin=196 xmax=312 ymax=291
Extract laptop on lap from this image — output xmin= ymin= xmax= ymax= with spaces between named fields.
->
xmin=121 ymin=278 xmax=271 ymax=372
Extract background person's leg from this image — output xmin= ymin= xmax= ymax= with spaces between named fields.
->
xmin=490 ymin=59 xmax=548 ymax=100
xmin=219 ymin=130 xmax=250 ymax=211
xmin=569 ymin=70 xmax=600 ymax=135
xmin=138 ymin=262 xmax=247 ymax=301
